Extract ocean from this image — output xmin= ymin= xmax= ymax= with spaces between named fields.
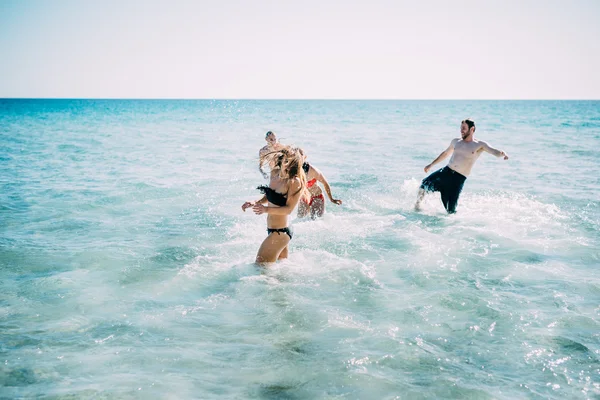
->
xmin=1 ymin=99 xmax=599 ymax=399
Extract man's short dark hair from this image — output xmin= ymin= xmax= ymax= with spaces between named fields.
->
xmin=462 ymin=119 xmax=475 ymax=130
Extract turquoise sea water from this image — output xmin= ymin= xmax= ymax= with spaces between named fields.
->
xmin=1 ymin=99 xmax=599 ymax=399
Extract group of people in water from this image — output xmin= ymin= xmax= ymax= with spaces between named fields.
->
xmin=242 ymin=119 xmax=509 ymax=264
xmin=242 ymin=131 xmax=343 ymax=263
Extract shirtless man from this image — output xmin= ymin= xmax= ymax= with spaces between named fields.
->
xmin=259 ymin=131 xmax=284 ymax=179
xmin=415 ymin=119 xmax=509 ymax=214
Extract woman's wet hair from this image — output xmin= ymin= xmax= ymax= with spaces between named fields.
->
xmin=260 ymin=146 xmax=309 ymax=201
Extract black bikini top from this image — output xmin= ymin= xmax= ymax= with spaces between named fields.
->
xmin=257 ymin=185 xmax=287 ymax=207
xmin=302 ymin=162 xmax=310 ymax=173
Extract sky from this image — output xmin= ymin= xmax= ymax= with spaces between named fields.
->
xmin=0 ymin=0 xmax=599 ymax=99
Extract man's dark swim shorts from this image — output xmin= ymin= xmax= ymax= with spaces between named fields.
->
xmin=420 ymin=166 xmax=467 ymax=214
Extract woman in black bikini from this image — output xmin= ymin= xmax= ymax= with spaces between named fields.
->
xmin=242 ymin=147 xmax=308 ymax=264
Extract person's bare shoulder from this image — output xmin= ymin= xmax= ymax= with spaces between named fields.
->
xmin=308 ymin=164 xmax=321 ymax=176
xmin=289 ymin=177 xmax=302 ymax=192
xmin=476 ymin=139 xmax=488 ymax=148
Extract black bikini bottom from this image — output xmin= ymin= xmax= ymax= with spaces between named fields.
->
xmin=267 ymin=227 xmax=293 ymax=240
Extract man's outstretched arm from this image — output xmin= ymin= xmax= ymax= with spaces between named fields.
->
xmin=480 ymin=141 xmax=509 ymax=160
xmin=259 ymin=148 xmax=269 ymax=178
xmin=425 ymin=139 xmax=457 ymax=172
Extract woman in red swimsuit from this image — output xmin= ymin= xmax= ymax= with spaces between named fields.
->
xmin=297 ymin=149 xmax=342 ymax=219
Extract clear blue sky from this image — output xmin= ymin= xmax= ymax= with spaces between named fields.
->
xmin=1 ymin=0 xmax=599 ymax=99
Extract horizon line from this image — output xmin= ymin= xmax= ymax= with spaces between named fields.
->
xmin=1 ymin=97 xmax=599 ymax=101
